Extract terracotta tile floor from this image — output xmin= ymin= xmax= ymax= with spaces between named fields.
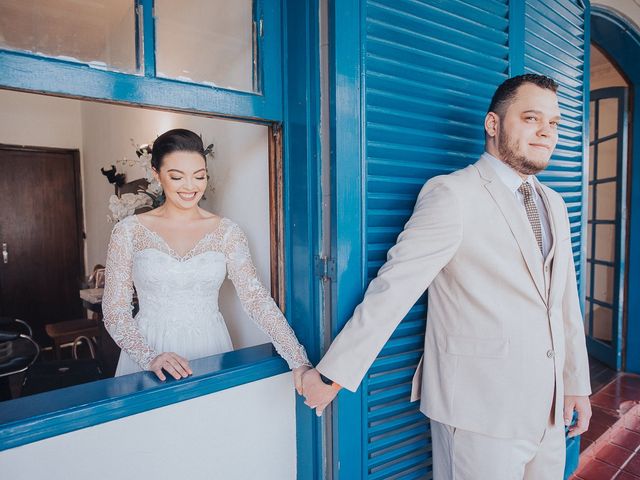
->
xmin=571 ymin=374 xmax=640 ymax=480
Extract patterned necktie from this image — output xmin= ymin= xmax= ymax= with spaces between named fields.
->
xmin=518 ymin=182 xmax=543 ymax=254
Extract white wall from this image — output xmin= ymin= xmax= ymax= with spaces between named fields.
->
xmin=0 ymin=373 xmax=297 ymax=480
xmin=0 ymin=90 xmax=82 ymax=149
xmin=592 ymin=0 xmax=640 ymax=29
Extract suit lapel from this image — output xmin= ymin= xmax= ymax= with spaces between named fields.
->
xmin=475 ymin=157 xmax=547 ymax=304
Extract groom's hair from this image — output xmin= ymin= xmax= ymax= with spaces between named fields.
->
xmin=488 ymin=74 xmax=559 ymax=118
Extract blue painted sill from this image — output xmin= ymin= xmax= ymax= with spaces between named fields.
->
xmin=0 ymin=343 xmax=288 ymax=451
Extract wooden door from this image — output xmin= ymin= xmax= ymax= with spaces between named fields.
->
xmin=0 ymin=145 xmax=84 ymax=345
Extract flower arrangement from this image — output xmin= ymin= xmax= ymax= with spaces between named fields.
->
xmin=106 ymin=138 xmax=213 ymax=222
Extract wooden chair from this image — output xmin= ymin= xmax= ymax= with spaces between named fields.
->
xmin=45 ymin=318 xmax=100 ymax=360
xmin=45 ymin=264 xmax=104 ymax=360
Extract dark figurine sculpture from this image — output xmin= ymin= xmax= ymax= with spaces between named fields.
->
xmin=100 ymin=165 xmax=126 ymax=187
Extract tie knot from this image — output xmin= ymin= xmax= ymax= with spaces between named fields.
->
xmin=518 ymin=182 xmax=533 ymax=198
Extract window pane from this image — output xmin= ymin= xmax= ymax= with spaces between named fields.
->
xmin=595 ymin=181 xmax=617 ymax=221
xmin=594 ymin=224 xmax=616 ymax=263
xmin=592 ymin=305 xmax=613 ymax=343
xmin=589 ymin=145 xmax=595 ymax=181
xmin=597 ymin=138 xmax=618 ymax=179
xmin=0 ymin=0 xmax=138 ymax=73
xmin=593 ymin=264 xmax=614 ymax=304
xmin=155 ymin=0 xmax=256 ymax=92
xmin=598 ymin=98 xmax=619 ymax=138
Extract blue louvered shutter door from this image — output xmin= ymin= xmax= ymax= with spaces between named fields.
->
xmin=359 ymin=1 xmax=509 ymax=478
xmin=333 ymin=0 xmax=589 ymax=478
xmin=524 ymin=0 xmax=588 ymax=288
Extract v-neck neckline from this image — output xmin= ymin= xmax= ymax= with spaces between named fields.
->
xmin=133 ymin=215 xmax=227 ymax=261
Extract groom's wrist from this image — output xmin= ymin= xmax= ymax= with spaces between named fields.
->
xmin=320 ymin=374 xmax=342 ymax=390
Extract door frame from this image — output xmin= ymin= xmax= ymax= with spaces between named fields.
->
xmin=585 ymin=87 xmax=628 ymax=370
xmin=592 ymin=6 xmax=640 ymax=374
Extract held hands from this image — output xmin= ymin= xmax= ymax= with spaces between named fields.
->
xmin=301 ymin=368 xmax=340 ymax=416
xmin=564 ymin=395 xmax=592 ymax=438
xmin=149 ymin=352 xmax=193 ymax=381
xmin=293 ymin=365 xmax=311 ymax=395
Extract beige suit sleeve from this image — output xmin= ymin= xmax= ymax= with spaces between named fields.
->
xmin=561 ymin=210 xmax=592 ymax=396
xmin=316 ymin=180 xmax=463 ymax=391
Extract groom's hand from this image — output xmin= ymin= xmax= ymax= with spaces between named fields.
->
xmin=302 ymin=368 xmax=340 ymax=416
xmin=564 ymin=395 xmax=592 ymax=438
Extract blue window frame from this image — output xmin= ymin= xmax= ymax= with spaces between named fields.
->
xmin=0 ymin=4 xmax=324 ymax=478
xmin=0 ymin=0 xmax=281 ymax=121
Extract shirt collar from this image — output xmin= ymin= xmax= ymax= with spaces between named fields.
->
xmin=481 ymin=152 xmax=538 ymax=197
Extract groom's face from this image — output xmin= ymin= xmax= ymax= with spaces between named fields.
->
xmin=497 ymin=83 xmax=561 ymax=176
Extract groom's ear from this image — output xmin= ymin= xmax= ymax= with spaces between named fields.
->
xmin=485 ymin=112 xmax=499 ymax=137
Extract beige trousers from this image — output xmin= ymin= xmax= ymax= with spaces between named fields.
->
xmin=430 ymin=419 xmax=566 ymax=480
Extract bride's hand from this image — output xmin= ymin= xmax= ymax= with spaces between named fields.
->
xmin=149 ymin=352 xmax=192 ymax=381
xmin=293 ymin=365 xmax=311 ymax=395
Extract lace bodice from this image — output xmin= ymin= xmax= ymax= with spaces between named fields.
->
xmin=102 ymin=215 xmax=310 ymax=371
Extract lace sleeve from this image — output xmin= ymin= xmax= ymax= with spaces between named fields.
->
xmin=102 ymin=220 xmax=158 ymax=370
xmin=223 ymin=222 xmax=311 ymax=369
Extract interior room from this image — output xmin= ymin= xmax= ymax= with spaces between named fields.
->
xmin=0 ymin=88 xmax=276 ymax=398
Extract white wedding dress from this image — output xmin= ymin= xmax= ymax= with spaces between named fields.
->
xmin=102 ymin=215 xmax=310 ymax=376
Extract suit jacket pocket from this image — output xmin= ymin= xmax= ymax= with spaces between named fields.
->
xmin=446 ymin=335 xmax=509 ymax=358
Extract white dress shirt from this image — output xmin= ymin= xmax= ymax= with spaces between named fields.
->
xmin=482 ymin=152 xmax=552 ymax=259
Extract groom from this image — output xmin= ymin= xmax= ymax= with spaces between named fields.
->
xmin=302 ymin=74 xmax=591 ymax=479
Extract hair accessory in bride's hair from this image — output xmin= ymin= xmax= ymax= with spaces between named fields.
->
xmin=203 ymin=143 xmax=214 ymax=157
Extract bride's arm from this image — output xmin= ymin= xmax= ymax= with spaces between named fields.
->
xmin=102 ymin=220 xmax=158 ymax=370
xmin=223 ymin=222 xmax=311 ymax=369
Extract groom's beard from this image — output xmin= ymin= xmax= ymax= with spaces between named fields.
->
xmin=498 ymin=130 xmax=548 ymax=176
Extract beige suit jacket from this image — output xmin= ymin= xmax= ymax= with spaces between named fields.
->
xmin=316 ymin=156 xmax=591 ymax=442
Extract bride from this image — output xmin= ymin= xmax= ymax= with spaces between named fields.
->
xmin=102 ymin=129 xmax=311 ymax=391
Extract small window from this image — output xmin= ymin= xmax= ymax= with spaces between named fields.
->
xmin=0 ymin=0 xmax=139 ymax=74
xmin=154 ymin=0 xmax=259 ymax=92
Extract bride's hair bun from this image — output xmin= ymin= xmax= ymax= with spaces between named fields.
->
xmin=151 ymin=129 xmax=207 ymax=171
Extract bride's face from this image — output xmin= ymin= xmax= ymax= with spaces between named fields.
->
xmin=154 ymin=151 xmax=207 ymax=209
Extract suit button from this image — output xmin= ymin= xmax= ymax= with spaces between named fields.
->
xmin=546 ymin=350 xmax=555 ymax=358
xmin=544 ymin=265 xmax=549 ymax=272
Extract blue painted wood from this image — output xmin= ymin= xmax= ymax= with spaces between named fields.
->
xmin=509 ymin=0 xmax=526 ymax=76
xmin=591 ymin=7 xmax=640 ymax=374
xmin=329 ymin=0 xmax=366 ymax=478
xmin=140 ymin=0 xmax=156 ymax=77
xmin=0 ymin=1 xmax=282 ymax=121
xmin=580 ymin=2 xmax=591 ymax=311
xmin=282 ymin=0 xmax=324 ymax=478
xmin=332 ymin=1 xmax=590 ymax=478
xmin=0 ymin=51 xmax=280 ymax=121
xmin=0 ymin=344 xmax=287 ymax=451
